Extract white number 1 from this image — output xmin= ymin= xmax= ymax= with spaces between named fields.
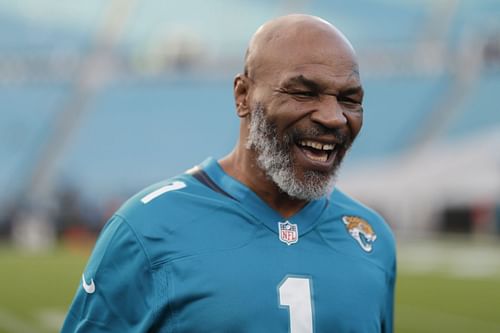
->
xmin=278 ymin=276 xmax=314 ymax=333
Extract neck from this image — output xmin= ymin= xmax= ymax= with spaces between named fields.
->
xmin=219 ymin=143 xmax=308 ymax=218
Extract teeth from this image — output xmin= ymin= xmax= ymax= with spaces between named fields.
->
xmin=306 ymin=153 xmax=328 ymax=162
xmin=298 ymin=140 xmax=335 ymax=151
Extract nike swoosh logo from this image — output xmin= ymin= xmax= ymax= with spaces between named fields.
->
xmin=82 ymin=274 xmax=95 ymax=294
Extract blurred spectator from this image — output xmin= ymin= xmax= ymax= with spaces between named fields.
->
xmin=483 ymin=31 xmax=500 ymax=69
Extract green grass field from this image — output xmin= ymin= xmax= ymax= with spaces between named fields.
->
xmin=0 ymin=238 xmax=499 ymax=333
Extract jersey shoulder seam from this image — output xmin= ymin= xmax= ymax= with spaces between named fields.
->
xmin=87 ymin=216 xmax=130 ymax=276
xmin=114 ymin=213 xmax=154 ymax=271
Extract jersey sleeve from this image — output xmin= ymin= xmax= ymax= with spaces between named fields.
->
xmin=61 ymin=215 xmax=157 ymax=332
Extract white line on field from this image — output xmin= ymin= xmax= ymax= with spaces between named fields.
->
xmin=0 ymin=307 xmax=43 ymax=333
xmin=398 ymin=303 xmax=500 ymax=331
xmin=37 ymin=308 xmax=66 ymax=331
xmin=398 ymin=242 xmax=500 ymax=278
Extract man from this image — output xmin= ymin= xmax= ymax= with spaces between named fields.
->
xmin=62 ymin=14 xmax=396 ymax=332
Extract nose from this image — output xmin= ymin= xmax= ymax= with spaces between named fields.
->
xmin=309 ymin=95 xmax=347 ymax=128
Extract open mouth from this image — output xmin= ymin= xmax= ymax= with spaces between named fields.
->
xmin=296 ymin=139 xmax=337 ymax=163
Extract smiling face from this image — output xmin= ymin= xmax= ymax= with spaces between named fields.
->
xmin=235 ymin=15 xmax=364 ymax=200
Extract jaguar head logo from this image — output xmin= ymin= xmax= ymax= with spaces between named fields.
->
xmin=342 ymin=216 xmax=377 ymax=252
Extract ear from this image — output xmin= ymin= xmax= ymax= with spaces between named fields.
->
xmin=234 ymin=74 xmax=250 ymax=117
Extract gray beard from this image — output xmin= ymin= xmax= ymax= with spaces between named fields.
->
xmin=245 ymin=104 xmax=337 ymax=200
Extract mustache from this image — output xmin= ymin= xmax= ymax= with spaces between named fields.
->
xmin=289 ymin=125 xmax=351 ymax=148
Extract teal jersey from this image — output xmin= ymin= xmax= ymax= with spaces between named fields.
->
xmin=62 ymin=157 xmax=396 ymax=333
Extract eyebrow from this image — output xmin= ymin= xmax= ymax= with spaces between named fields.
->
xmin=282 ymin=75 xmax=364 ymax=96
xmin=282 ymin=75 xmax=321 ymax=91
xmin=339 ymin=86 xmax=364 ymax=96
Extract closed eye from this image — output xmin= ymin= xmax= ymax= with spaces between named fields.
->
xmin=293 ymin=91 xmax=316 ymax=96
xmin=340 ymin=99 xmax=363 ymax=111
xmin=334 ymin=95 xmax=362 ymax=111
xmin=339 ymin=96 xmax=360 ymax=104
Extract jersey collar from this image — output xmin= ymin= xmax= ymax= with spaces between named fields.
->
xmin=198 ymin=157 xmax=329 ymax=236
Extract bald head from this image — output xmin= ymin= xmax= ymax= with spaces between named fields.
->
xmin=244 ymin=14 xmax=358 ymax=80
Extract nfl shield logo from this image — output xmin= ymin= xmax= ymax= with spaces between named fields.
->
xmin=278 ymin=221 xmax=298 ymax=245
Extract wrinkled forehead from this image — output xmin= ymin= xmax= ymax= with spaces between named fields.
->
xmin=247 ymin=26 xmax=359 ymax=84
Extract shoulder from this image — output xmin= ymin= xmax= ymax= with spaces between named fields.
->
xmin=83 ymin=214 xmax=150 ymax=279
xmin=327 ymin=188 xmax=396 ymax=273
xmin=329 ymin=188 xmax=394 ymax=241
xmin=107 ymin=172 xmax=253 ymax=265
xmin=116 ymin=172 xmax=224 ymax=227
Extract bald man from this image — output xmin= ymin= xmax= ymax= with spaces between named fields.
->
xmin=62 ymin=15 xmax=396 ymax=333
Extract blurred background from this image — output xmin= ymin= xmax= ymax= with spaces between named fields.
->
xmin=0 ymin=0 xmax=499 ymax=332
